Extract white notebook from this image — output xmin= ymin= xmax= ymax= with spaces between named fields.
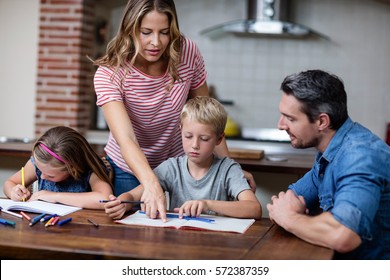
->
xmin=116 ymin=210 xmax=255 ymax=234
xmin=0 ymin=199 xmax=81 ymax=216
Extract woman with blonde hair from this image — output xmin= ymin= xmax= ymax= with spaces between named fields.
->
xmin=93 ymin=0 xmax=255 ymax=220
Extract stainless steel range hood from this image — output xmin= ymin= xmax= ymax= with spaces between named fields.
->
xmin=201 ymin=0 xmax=328 ymax=39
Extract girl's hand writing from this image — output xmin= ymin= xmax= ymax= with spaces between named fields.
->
xmin=10 ymin=184 xmax=31 ymax=202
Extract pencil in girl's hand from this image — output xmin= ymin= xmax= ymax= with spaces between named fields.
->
xmin=21 ymin=167 xmax=25 ymax=186
xmin=21 ymin=167 xmax=26 ymax=202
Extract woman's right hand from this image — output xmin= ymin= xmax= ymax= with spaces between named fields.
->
xmin=140 ymin=181 xmax=167 ymax=222
xmin=101 ymin=102 xmax=167 ymax=221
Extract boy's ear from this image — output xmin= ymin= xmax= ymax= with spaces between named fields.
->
xmin=216 ymin=133 xmax=225 ymax=145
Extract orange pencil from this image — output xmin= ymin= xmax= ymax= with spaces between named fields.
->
xmin=45 ymin=217 xmax=54 ymax=227
xmin=20 ymin=211 xmax=31 ymax=221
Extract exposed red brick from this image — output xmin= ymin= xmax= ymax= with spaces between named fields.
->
xmin=35 ymin=0 xmax=95 ymax=136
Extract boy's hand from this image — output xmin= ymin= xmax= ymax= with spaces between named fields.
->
xmin=175 ymin=200 xmax=207 ymax=218
xmin=104 ymin=194 xmax=126 ymax=220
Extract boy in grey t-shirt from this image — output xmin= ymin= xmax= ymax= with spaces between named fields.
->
xmin=104 ymin=96 xmax=262 ymax=220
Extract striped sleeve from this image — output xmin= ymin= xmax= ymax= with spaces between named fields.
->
xmin=94 ymin=66 xmax=125 ymax=106
xmin=181 ymin=37 xmax=207 ymax=90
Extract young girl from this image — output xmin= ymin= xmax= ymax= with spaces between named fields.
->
xmin=104 ymin=97 xmax=262 ymax=220
xmin=3 ymin=126 xmax=113 ymax=209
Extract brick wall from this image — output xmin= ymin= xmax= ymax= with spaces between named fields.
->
xmin=35 ymin=0 xmax=95 ymax=137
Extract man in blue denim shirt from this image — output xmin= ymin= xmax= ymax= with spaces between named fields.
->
xmin=267 ymin=70 xmax=390 ymax=259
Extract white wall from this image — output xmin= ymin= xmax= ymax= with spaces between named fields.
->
xmin=0 ymin=0 xmax=39 ymax=196
xmin=175 ymin=0 xmax=390 ymax=140
xmin=0 ymin=0 xmax=39 ymax=139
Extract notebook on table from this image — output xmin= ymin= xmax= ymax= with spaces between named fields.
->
xmin=115 ymin=210 xmax=255 ymax=234
xmin=0 ymin=199 xmax=81 ymax=216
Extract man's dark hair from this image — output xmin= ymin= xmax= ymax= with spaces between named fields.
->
xmin=281 ymin=69 xmax=348 ymax=130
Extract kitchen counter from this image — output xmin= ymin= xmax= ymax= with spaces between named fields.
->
xmin=0 ymin=140 xmax=315 ymax=175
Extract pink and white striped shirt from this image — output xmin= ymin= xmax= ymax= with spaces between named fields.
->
xmin=94 ymin=37 xmax=207 ymax=173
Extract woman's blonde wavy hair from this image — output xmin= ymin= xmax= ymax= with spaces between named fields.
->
xmin=94 ymin=0 xmax=182 ymax=89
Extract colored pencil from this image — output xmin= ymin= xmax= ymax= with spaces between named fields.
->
xmin=20 ymin=211 xmax=31 ymax=221
xmin=0 ymin=218 xmax=16 ymax=227
xmin=139 ymin=211 xmax=215 ymax=223
xmin=40 ymin=214 xmax=57 ymax=222
xmin=21 ymin=167 xmax=26 ymax=202
xmin=99 ymin=200 xmax=144 ymax=204
xmin=45 ymin=217 xmax=54 ymax=227
xmin=87 ymin=218 xmax=99 ymax=228
xmin=29 ymin=213 xmax=46 ymax=226
xmin=0 ymin=207 xmax=23 ymax=219
xmin=58 ymin=217 xmax=72 ymax=226
xmin=50 ymin=216 xmax=60 ymax=226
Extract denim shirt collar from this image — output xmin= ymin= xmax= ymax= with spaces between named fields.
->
xmin=316 ymin=117 xmax=354 ymax=164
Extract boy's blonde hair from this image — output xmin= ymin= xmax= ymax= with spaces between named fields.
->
xmin=180 ymin=96 xmax=227 ymax=137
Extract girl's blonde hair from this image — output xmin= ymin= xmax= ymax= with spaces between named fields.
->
xmin=33 ymin=126 xmax=112 ymax=187
xmin=94 ymin=0 xmax=182 ymax=88
xmin=180 ymin=97 xmax=227 ymax=137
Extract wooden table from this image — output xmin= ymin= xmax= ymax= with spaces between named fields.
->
xmin=0 ymin=209 xmax=333 ymax=260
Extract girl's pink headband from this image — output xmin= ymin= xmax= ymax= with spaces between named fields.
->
xmin=39 ymin=143 xmax=67 ymax=163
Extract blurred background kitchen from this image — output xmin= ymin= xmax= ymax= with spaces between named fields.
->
xmin=1 ymin=0 xmax=389 ymax=216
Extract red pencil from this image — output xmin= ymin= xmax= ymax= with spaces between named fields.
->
xmin=50 ymin=216 xmax=60 ymax=226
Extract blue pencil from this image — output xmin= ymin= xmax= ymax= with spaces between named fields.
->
xmin=40 ymin=214 xmax=57 ymax=222
xmin=29 ymin=213 xmax=46 ymax=227
xmin=58 ymin=217 xmax=72 ymax=226
xmin=139 ymin=211 xmax=215 ymax=223
xmin=0 ymin=217 xmax=16 ymax=227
